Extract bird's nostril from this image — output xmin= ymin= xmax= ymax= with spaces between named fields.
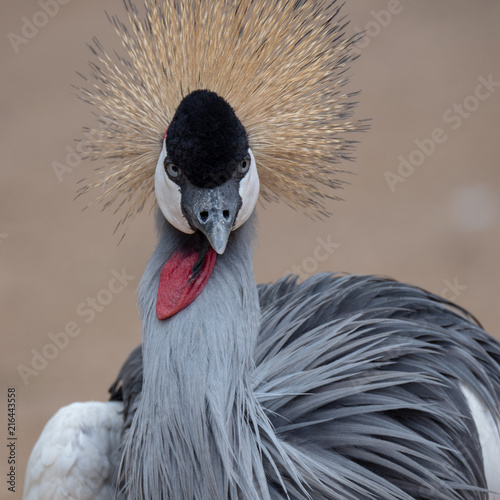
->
xmin=222 ymin=210 xmax=230 ymax=220
xmin=199 ymin=211 xmax=209 ymax=223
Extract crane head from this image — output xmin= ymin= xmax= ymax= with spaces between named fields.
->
xmin=155 ymin=90 xmax=260 ymax=255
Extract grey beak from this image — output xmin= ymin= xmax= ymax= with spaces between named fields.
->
xmin=181 ymin=179 xmax=241 ymax=254
xmin=196 ymin=212 xmax=233 ymax=254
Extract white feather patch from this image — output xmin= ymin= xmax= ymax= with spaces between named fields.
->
xmin=155 ymin=142 xmax=194 ymax=234
xmin=460 ymin=383 xmax=500 ymax=499
xmin=23 ymin=401 xmax=124 ymax=500
xmin=234 ymin=149 xmax=259 ymax=230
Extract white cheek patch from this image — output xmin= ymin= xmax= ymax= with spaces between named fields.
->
xmin=154 ymin=142 xmax=194 ymax=234
xmin=234 ymin=148 xmax=260 ymax=230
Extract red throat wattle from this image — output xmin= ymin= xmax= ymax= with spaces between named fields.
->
xmin=156 ymin=246 xmax=217 ymax=319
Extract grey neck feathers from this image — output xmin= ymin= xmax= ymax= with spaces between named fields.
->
xmin=120 ymin=212 xmax=273 ymax=500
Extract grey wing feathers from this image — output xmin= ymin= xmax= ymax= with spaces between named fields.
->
xmin=110 ymin=273 xmax=500 ymax=499
xmin=255 ymin=273 xmax=500 ymax=499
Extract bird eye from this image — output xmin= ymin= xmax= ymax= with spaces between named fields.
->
xmin=238 ymin=156 xmax=251 ymax=175
xmin=164 ymin=159 xmax=181 ymax=180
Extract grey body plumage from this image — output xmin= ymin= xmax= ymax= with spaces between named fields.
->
xmin=110 ymin=214 xmax=500 ymax=500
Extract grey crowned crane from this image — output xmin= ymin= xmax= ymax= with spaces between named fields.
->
xmin=24 ymin=1 xmax=500 ymax=499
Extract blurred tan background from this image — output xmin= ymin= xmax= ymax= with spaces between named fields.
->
xmin=1 ymin=1 xmax=499 ymax=497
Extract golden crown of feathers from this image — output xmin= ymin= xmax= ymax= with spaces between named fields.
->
xmin=77 ymin=0 xmax=366 ymax=228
